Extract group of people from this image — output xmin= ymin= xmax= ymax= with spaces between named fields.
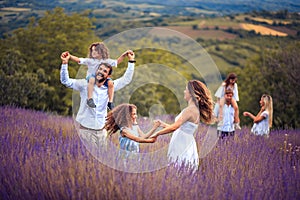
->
xmin=60 ymin=42 xmax=273 ymax=171
xmin=213 ymin=72 xmax=273 ymax=139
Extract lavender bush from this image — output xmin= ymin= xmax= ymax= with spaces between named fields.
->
xmin=0 ymin=106 xmax=299 ymax=200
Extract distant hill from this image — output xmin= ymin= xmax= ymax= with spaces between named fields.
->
xmin=1 ymin=0 xmax=300 ymax=13
xmin=1 ymin=0 xmax=299 ymax=38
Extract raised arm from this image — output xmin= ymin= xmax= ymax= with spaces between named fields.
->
xmin=117 ymin=50 xmax=133 ymax=64
xmin=60 ymin=51 xmax=85 ymax=91
xmin=114 ymin=51 xmax=135 ymax=91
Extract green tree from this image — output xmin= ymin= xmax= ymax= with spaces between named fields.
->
xmin=0 ymin=7 xmax=100 ymax=115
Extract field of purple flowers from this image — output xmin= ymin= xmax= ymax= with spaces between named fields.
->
xmin=1 ymin=106 xmax=299 ymax=200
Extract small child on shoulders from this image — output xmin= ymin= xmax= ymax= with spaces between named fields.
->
xmin=68 ymin=42 xmax=131 ymax=109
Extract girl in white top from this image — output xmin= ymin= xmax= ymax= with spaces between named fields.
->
xmin=243 ymin=94 xmax=273 ymax=136
xmin=214 ymin=73 xmax=240 ymax=129
xmin=68 ymin=42 xmax=131 ymax=109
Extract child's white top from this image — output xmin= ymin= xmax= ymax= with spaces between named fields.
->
xmin=79 ymin=58 xmax=118 ymax=75
xmin=214 ymin=82 xmax=239 ymax=101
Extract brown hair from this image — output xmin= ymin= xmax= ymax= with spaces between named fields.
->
xmin=224 ymin=73 xmax=237 ymax=89
xmin=225 ymin=88 xmax=233 ymax=95
xmin=97 ymin=62 xmax=113 ymax=76
xmin=88 ymin=42 xmax=109 ymax=59
xmin=105 ymin=104 xmax=137 ymax=136
xmin=187 ymin=80 xmax=214 ymax=124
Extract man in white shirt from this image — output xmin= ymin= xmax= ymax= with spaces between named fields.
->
xmin=60 ymin=51 xmax=135 ymax=133
xmin=217 ymin=88 xmax=235 ymax=139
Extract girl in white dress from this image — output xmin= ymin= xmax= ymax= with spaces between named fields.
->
xmin=243 ymin=94 xmax=273 ymax=136
xmin=150 ymin=80 xmax=214 ymax=170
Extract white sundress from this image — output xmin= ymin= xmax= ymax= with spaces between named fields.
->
xmin=167 ymin=115 xmax=199 ymax=169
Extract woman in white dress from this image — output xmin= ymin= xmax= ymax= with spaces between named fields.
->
xmin=150 ymin=80 xmax=214 ymax=170
xmin=243 ymin=94 xmax=273 ymax=136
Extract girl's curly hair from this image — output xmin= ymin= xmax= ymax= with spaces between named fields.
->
xmin=88 ymin=42 xmax=109 ymax=59
xmin=105 ymin=103 xmax=137 ymax=136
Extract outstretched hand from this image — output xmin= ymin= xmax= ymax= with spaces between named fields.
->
xmin=153 ymin=120 xmax=161 ymax=128
xmin=147 ymin=137 xmax=157 ymax=143
xmin=243 ymin=112 xmax=250 ymax=117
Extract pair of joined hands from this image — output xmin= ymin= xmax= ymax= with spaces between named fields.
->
xmin=149 ymin=119 xmax=167 ymax=139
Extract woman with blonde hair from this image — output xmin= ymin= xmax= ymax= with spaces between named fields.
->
xmin=243 ymin=94 xmax=273 ymax=136
xmin=150 ymin=80 xmax=214 ymax=170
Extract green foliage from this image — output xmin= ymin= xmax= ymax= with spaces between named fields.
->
xmin=0 ymin=49 xmax=50 ymax=109
xmin=0 ymin=7 xmax=100 ymax=115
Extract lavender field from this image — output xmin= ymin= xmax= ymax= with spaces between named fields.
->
xmin=0 ymin=106 xmax=299 ymax=200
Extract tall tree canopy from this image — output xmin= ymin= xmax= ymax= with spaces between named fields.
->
xmin=0 ymin=7 xmax=99 ymax=115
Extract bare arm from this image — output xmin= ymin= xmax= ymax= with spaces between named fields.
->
xmin=121 ymin=128 xmax=156 ymax=143
xmin=243 ymin=111 xmax=256 ymax=120
xmin=114 ymin=51 xmax=135 ymax=91
xmin=60 ymin=51 xmax=85 ymax=91
xmin=117 ymin=50 xmax=133 ymax=64
xmin=243 ymin=109 xmax=265 ymax=123
xmin=150 ymin=108 xmax=192 ymax=138
xmin=69 ymin=54 xmax=80 ymax=63
xmin=137 ymin=121 xmax=160 ymax=139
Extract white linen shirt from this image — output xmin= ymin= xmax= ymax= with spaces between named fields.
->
xmin=60 ymin=62 xmax=134 ymax=130
xmin=217 ymin=103 xmax=235 ymax=132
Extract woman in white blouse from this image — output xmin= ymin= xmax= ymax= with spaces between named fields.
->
xmin=243 ymin=94 xmax=273 ymax=136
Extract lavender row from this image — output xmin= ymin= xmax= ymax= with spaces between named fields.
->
xmin=0 ymin=106 xmax=299 ymax=199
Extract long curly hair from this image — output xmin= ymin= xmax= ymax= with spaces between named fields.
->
xmin=187 ymin=80 xmax=214 ymax=124
xmin=261 ymin=94 xmax=273 ymax=128
xmin=105 ymin=104 xmax=137 ymax=136
xmin=88 ymin=42 xmax=109 ymax=59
